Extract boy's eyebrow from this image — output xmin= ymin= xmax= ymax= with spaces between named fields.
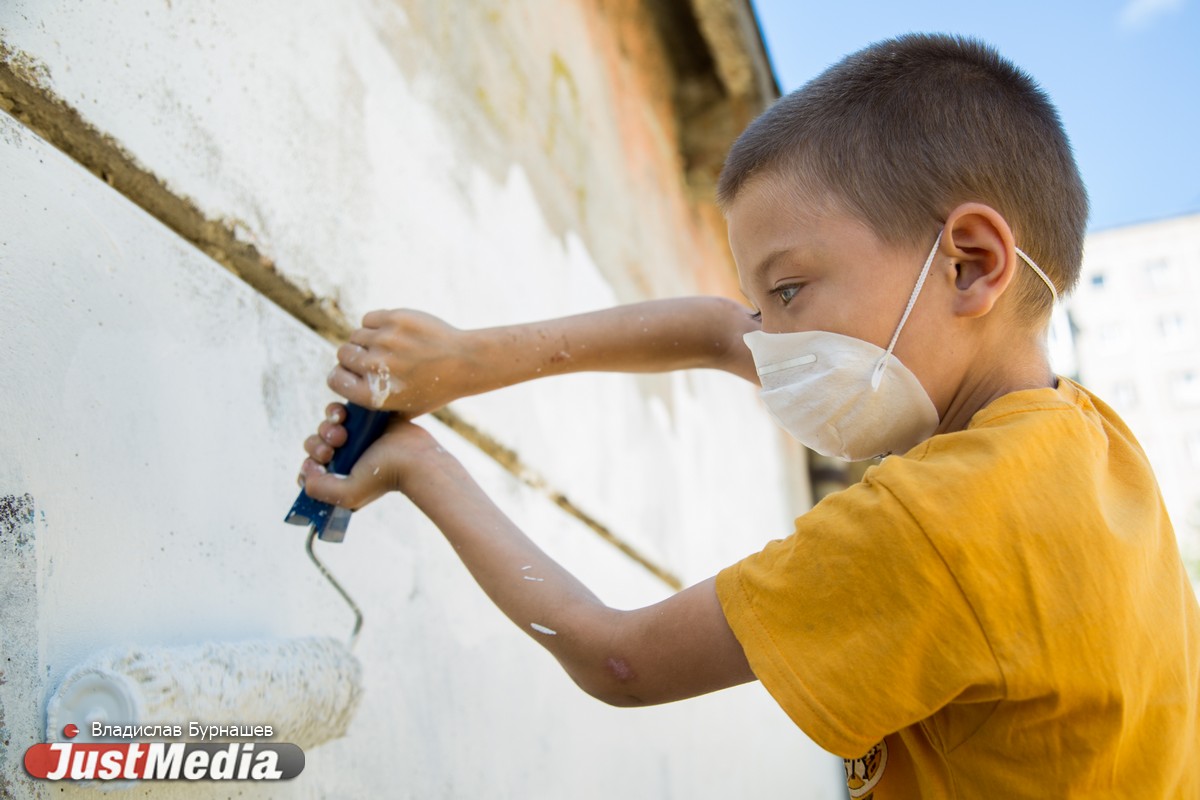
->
xmin=749 ymin=248 xmax=795 ymax=285
xmin=738 ymin=248 xmax=794 ymax=302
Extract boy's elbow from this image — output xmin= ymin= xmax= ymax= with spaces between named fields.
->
xmin=555 ymin=607 xmax=672 ymax=707
xmin=565 ymin=656 xmax=653 ymax=708
xmin=576 ymin=676 xmax=649 ymax=708
xmin=592 ymin=690 xmax=647 ymax=708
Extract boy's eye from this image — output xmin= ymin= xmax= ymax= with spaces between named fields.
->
xmin=772 ymin=284 xmax=803 ymax=306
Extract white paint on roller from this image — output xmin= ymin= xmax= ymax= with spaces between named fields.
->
xmin=529 ymin=623 xmax=556 ymax=636
xmin=46 ymin=637 xmax=363 ymax=750
xmin=46 ymin=670 xmax=145 ymax=738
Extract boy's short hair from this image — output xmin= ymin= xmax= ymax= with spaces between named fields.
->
xmin=717 ymin=33 xmax=1088 ymax=320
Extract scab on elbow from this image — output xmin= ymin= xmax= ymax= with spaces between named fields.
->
xmin=567 ymin=655 xmax=647 ymax=707
xmin=604 ymin=656 xmax=637 ymax=683
xmin=592 ymin=656 xmax=647 ymax=708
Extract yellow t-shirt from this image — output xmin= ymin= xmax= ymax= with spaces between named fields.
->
xmin=717 ymin=379 xmax=1200 ymax=798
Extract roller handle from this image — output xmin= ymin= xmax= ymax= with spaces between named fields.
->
xmin=284 ymin=403 xmax=392 ymax=542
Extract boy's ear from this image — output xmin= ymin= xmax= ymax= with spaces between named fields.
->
xmin=939 ymin=203 xmax=1018 ymax=319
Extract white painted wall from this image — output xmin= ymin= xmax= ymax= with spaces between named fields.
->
xmin=0 ymin=0 xmax=842 ymax=795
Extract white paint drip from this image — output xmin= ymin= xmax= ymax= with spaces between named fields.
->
xmin=366 ymin=364 xmax=393 ymax=408
xmin=530 ymin=623 xmax=556 ymax=636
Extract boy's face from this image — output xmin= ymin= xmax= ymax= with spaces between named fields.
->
xmin=728 ymin=176 xmax=948 ymax=396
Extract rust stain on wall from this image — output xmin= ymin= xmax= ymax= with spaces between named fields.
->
xmin=372 ymin=0 xmax=770 ymax=305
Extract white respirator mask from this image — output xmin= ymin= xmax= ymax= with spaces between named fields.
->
xmin=743 ymin=231 xmax=1057 ymax=461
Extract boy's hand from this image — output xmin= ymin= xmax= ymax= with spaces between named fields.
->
xmin=299 ymin=402 xmax=447 ymax=510
xmin=327 ymin=310 xmax=483 ymax=416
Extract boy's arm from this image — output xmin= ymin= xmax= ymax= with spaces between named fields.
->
xmin=328 ymin=296 xmax=761 ymax=417
xmin=300 ymin=414 xmax=756 ymax=705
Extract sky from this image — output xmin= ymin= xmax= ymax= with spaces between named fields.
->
xmin=751 ymin=0 xmax=1200 ymax=232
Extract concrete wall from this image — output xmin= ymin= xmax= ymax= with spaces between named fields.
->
xmin=0 ymin=1 xmax=841 ymax=797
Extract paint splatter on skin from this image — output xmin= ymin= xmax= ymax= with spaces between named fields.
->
xmin=366 ymin=364 xmax=394 ymax=408
xmin=530 ymin=623 xmax=557 ymax=636
xmin=520 ymin=565 xmax=533 ymax=570
xmin=523 ymin=576 xmax=544 ymax=582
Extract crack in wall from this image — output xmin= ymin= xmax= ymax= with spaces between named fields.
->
xmin=0 ymin=43 xmax=682 ymax=592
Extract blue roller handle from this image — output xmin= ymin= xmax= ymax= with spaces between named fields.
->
xmin=284 ymin=403 xmax=392 ymax=542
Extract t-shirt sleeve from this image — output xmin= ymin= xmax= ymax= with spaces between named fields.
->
xmin=716 ymin=472 xmax=1003 ymax=758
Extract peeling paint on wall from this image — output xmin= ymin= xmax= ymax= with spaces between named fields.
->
xmin=0 ymin=491 xmax=42 ymax=800
xmin=0 ymin=493 xmax=35 ymax=547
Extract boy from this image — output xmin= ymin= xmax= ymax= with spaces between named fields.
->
xmin=299 ymin=34 xmax=1200 ymax=797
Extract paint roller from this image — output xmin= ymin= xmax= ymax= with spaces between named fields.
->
xmin=46 ymin=404 xmax=391 ymax=750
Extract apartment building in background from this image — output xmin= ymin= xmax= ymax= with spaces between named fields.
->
xmin=1067 ymin=212 xmax=1200 ymax=573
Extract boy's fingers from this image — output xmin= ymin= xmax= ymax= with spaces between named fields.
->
xmin=337 ymin=342 xmax=370 ymax=371
xmin=360 ymin=309 xmax=395 ymax=329
xmin=304 ymin=434 xmax=333 ymax=463
xmin=327 ymin=365 xmax=369 ymax=404
xmin=349 ymin=326 xmax=380 ymax=347
xmin=324 ymin=403 xmax=345 ymax=424
xmin=318 ymin=419 xmax=348 ymax=449
xmin=299 ymin=460 xmax=348 ymax=505
xmin=300 ymin=460 xmax=377 ymax=510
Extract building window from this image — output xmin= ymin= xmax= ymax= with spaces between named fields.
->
xmin=1158 ymin=313 xmax=1194 ymax=347
xmin=1170 ymin=371 xmax=1200 ymax=407
xmin=1146 ymin=258 xmax=1178 ymax=290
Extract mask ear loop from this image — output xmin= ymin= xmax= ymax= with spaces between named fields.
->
xmin=1014 ymin=246 xmax=1059 ymax=305
xmin=871 ymin=230 xmax=942 ymax=390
